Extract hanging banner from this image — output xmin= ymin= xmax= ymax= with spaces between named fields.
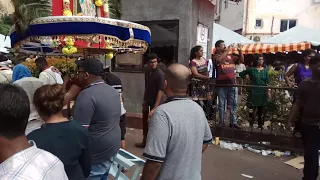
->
xmin=196 ymin=24 xmax=209 ymax=59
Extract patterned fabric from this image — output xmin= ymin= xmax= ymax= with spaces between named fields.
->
xmin=240 ymin=67 xmax=269 ymax=106
xmin=0 ymin=141 xmax=68 ymax=180
xmin=213 ymin=53 xmax=237 ymax=84
xmin=143 ymin=99 xmax=212 ymax=180
xmin=189 ymin=58 xmax=211 ymax=100
xmin=189 ymin=58 xmax=208 ymax=76
xmin=294 ymin=63 xmax=312 ymax=85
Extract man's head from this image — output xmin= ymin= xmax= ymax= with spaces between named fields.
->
xmin=164 ymin=63 xmax=190 ymax=96
xmin=76 ymin=57 xmax=104 ymax=87
xmin=215 ymin=40 xmax=226 ymax=52
xmin=147 ymin=53 xmax=159 ymax=70
xmin=303 ymin=49 xmax=316 ymax=64
xmin=35 ymin=57 xmax=48 ymax=71
xmin=0 ymin=84 xmax=30 ymax=140
xmin=310 ymin=55 xmax=320 ymax=77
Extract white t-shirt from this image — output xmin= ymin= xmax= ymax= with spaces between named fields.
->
xmin=207 ymin=59 xmax=213 ymax=78
xmin=39 ymin=67 xmax=63 ymax=85
xmin=13 ymin=77 xmax=44 ymax=135
xmin=0 ymin=68 xmax=12 ymax=83
xmin=235 ymin=63 xmax=246 ymax=77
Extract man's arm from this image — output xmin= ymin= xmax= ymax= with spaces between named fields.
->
xmin=79 ymin=133 xmax=91 ymax=178
xmin=215 ymin=47 xmax=231 ymax=64
xmin=288 ymin=101 xmax=300 ymax=128
xmin=203 ymin=113 xmax=213 ymax=153
xmin=237 ymin=44 xmax=244 ymax=63
xmin=73 ymin=92 xmax=95 ymax=126
xmin=142 ymin=110 xmax=169 ymax=179
xmin=63 ymin=84 xmax=82 ymax=106
xmin=288 ymin=83 xmax=303 ymax=128
xmin=141 ymin=161 xmax=162 ymax=180
xmin=153 ymin=90 xmax=163 ymax=109
xmin=149 ymin=71 xmax=165 ymax=117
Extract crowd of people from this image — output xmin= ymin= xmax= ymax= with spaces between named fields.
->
xmin=0 ymin=56 xmax=128 ymax=180
xmin=0 ymin=38 xmax=319 ymax=180
xmin=0 ymin=53 xmax=212 ymax=180
xmin=188 ymin=40 xmax=320 ymax=180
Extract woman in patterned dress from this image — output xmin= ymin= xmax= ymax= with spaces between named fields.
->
xmin=189 ymin=46 xmax=210 ymax=100
xmin=240 ymin=55 xmax=270 ymax=128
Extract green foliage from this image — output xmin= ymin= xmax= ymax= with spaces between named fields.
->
xmin=0 ymin=14 xmax=14 ymax=35
xmin=11 ymin=0 xmax=52 ymax=34
xmin=237 ymin=70 xmax=293 ymax=132
xmin=0 ymin=23 xmax=11 ymax=35
xmin=108 ymin=0 xmax=122 ymax=19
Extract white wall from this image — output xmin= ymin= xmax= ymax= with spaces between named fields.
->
xmin=245 ymin=0 xmax=320 ymax=36
xmin=216 ymin=0 xmax=245 ymax=31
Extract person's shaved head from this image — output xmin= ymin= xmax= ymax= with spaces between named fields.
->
xmin=164 ymin=63 xmax=190 ymax=93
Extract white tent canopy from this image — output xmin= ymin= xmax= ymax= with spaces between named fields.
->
xmin=262 ymin=26 xmax=320 ymax=46
xmin=212 ymin=23 xmax=254 ymax=46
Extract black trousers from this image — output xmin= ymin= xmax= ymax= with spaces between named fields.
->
xmin=301 ymin=124 xmax=320 ymax=180
xmin=249 ymin=106 xmax=264 ymax=126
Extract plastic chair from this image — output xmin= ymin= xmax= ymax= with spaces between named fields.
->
xmin=109 ymin=149 xmax=146 ymax=180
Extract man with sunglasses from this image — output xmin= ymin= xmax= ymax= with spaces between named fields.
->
xmin=73 ymin=57 xmax=121 ymax=180
xmin=135 ymin=53 xmax=165 ymax=148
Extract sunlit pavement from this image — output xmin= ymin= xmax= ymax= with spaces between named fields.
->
xmin=121 ymin=128 xmax=302 ymax=180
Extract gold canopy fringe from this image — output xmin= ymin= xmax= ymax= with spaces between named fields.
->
xmin=13 ymin=34 xmax=149 ymax=53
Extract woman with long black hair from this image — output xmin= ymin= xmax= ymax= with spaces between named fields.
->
xmin=189 ymin=46 xmax=210 ymax=100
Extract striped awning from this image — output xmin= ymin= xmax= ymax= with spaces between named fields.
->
xmin=212 ymin=42 xmax=311 ymax=55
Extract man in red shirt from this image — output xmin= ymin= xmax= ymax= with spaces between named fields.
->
xmin=213 ymin=40 xmax=244 ymax=129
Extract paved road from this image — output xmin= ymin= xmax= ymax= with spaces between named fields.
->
xmin=122 ymin=128 xmax=303 ymax=180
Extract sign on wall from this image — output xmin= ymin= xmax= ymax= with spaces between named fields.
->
xmin=196 ymin=24 xmax=209 ymax=59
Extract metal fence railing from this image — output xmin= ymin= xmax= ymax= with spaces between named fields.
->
xmin=189 ymin=81 xmax=302 ymax=151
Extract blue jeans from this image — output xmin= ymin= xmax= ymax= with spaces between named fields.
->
xmin=88 ymin=158 xmax=113 ymax=180
xmin=218 ymin=87 xmax=238 ymax=124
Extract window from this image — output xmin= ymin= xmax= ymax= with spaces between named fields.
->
xmin=280 ymin=20 xmax=296 ymax=32
xmin=255 ymin=19 xmax=263 ymax=28
xmin=225 ymin=0 xmax=228 ymax=9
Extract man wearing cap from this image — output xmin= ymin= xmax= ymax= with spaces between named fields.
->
xmin=135 ymin=53 xmax=165 ymax=148
xmin=73 ymin=58 xmax=121 ymax=180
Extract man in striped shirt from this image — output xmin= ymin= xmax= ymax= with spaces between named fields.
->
xmin=103 ymin=68 xmax=127 ymax=149
xmin=213 ymin=40 xmax=244 ymax=129
xmin=0 ymin=84 xmax=68 ymax=180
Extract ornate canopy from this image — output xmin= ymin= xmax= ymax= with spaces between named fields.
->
xmin=10 ymin=16 xmax=151 ymax=55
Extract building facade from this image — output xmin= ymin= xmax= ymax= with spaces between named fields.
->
xmin=215 ymin=0 xmax=320 ymax=42
xmin=114 ymin=0 xmax=215 ymax=116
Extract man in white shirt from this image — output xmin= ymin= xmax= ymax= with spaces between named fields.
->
xmin=12 ymin=64 xmax=44 ymax=135
xmin=35 ymin=57 xmax=63 ymax=85
xmin=0 ymin=55 xmax=13 ymax=83
xmin=0 ymin=84 xmax=68 ymax=180
xmin=141 ymin=64 xmax=212 ymax=180
xmin=207 ymin=59 xmax=213 ymax=78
